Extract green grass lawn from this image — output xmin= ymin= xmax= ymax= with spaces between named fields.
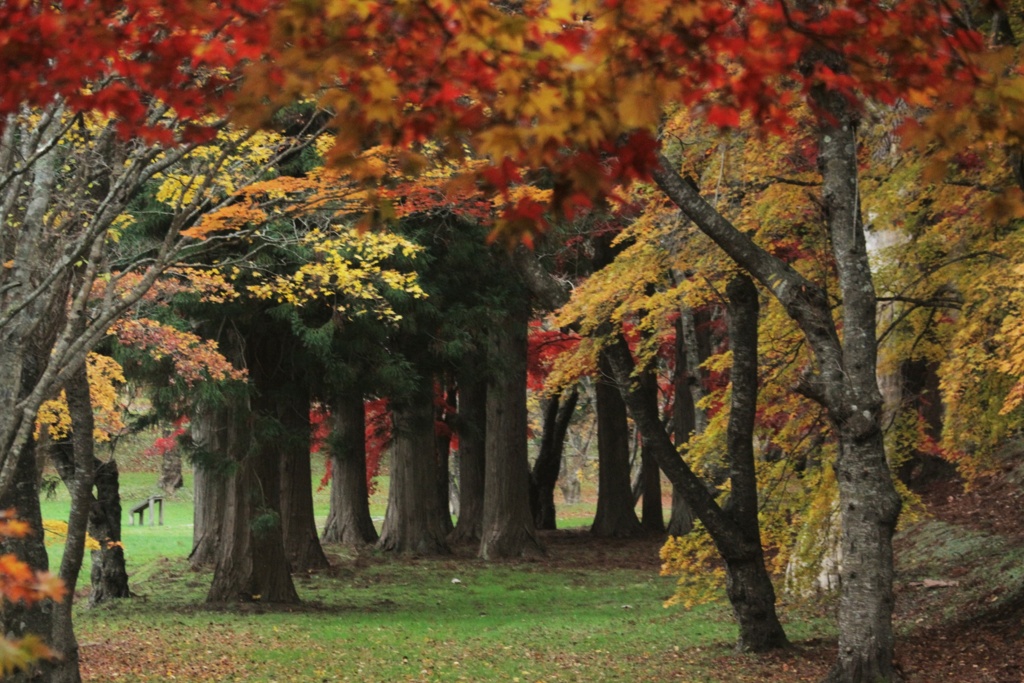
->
xmin=33 ymin=466 xmax=833 ymax=682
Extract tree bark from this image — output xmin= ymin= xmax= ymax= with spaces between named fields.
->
xmin=603 ymin=328 xmax=787 ymax=652
xmin=449 ymin=368 xmax=487 ymax=545
xmin=322 ymin=393 xmax=379 ymax=545
xmin=277 ymin=389 xmax=329 ymax=572
xmin=378 ymin=381 xmax=451 ymax=555
xmin=651 ymin=81 xmax=903 ymax=674
xmin=719 ymin=275 xmax=789 ymax=651
xmin=480 ymin=309 xmax=544 ymax=559
xmin=206 ymin=419 xmax=300 ymax=603
xmin=638 ymin=371 xmax=665 ymax=533
xmin=207 ymin=331 xmax=299 ymax=603
xmin=591 ymin=352 xmax=643 ymax=538
xmin=49 ymin=362 xmax=96 ymax=683
xmin=189 ymin=404 xmax=232 ymax=569
xmin=530 ymin=387 xmax=579 ymax=530
xmin=0 ymin=433 xmax=53 ymax=683
xmin=89 ymin=458 xmax=130 ymax=605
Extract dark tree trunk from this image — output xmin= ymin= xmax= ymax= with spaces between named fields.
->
xmin=591 ymin=352 xmax=643 ymax=538
xmin=449 ymin=369 xmax=486 ymax=545
xmin=638 ymin=370 xmax=665 ymax=533
xmin=530 ymin=387 xmax=579 ymax=530
xmin=378 ymin=382 xmax=451 ymax=555
xmin=1 ymin=345 xmax=56 ymax=682
xmin=206 ymin=418 xmax=300 ymax=603
xmin=480 ymin=310 xmax=543 ymax=559
xmin=89 ymin=458 xmax=130 ymax=605
xmin=719 ymin=276 xmax=788 ymax=651
xmin=667 ymin=311 xmax=702 ymax=536
xmin=189 ymin=405 xmax=232 ymax=569
xmin=207 ymin=328 xmax=298 ymax=603
xmin=277 ymin=387 xmax=329 ymax=572
xmin=322 ymin=393 xmax=378 ymax=545
xmin=604 ymin=325 xmax=787 ymax=652
xmin=0 ymin=434 xmax=53 ymax=682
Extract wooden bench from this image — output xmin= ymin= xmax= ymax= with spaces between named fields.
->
xmin=129 ymin=495 xmax=164 ymax=526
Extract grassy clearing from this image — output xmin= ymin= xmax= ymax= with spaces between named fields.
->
xmin=35 ymin=465 xmax=832 ymax=682
xmin=74 ymin=543 xmax=832 ymax=683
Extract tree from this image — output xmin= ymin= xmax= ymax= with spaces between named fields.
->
xmin=0 ymin=511 xmax=64 ymax=678
xmin=250 ymin=1 xmax=986 ymax=675
xmin=321 ymin=396 xmax=383 ymax=545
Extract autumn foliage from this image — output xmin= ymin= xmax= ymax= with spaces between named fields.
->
xmin=0 ymin=510 xmax=65 ymax=676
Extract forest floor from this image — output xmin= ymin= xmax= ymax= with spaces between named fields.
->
xmin=506 ymin=459 xmax=1024 ymax=683
xmin=66 ymin=459 xmax=1024 ymax=682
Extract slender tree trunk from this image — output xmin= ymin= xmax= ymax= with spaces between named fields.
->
xmin=322 ymin=393 xmax=378 ymax=545
xmin=638 ymin=370 xmax=665 ymax=533
xmin=378 ymin=382 xmax=451 ymax=555
xmin=449 ymin=369 xmax=486 ymax=545
xmin=603 ymin=329 xmax=787 ymax=652
xmin=668 ymin=310 xmax=703 ymax=536
xmin=89 ymin=458 xmax=130 ymax=605
xmin=530 ymin=387 xmax=579 ymax=530
xmin=591 ymin=352 xmax=643 ymax=538
xmin=719 ymin=276 xmax=788 ymax=651
xmin=480 ymin=310 xmax=543 ymax=559
xmin=815 ymin=87 xmax=902 ymax=683
xmin=49 ymin=362 xmax=96 ymax=683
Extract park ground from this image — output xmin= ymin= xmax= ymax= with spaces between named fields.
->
xmin=38 ymin=451 xmax=1024 ymax=683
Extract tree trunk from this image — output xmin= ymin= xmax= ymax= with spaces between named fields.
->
xmin=207 ymin=351 xmax=298 ymax=602
xmin=378 ymin=382 xmax=451 ymax=555
xmin=449 ymin=368 xmax=486 ymax=545
xmin=816 ymin=89 xmax=902 ymax=683
xmin=719 ymin=275 xmax=788 ymax=651
xmin=480 ymin=310 xmax=544 ymax=559
xmin=591 ymin=352 xmax=643 ymax=538
xmin=638 ymin=370 xmax=665 ymax=533
xmin=206 ymin=425 xmax=300 ymax=603
xmin=277 ymin=389 xmax=329 ymax=572
xmin=667 ymin=310 xmax=703 ymax=536
xmin=603 ymin=329 xmax=787 ymax=652
xmin=0 ymin=435 xmax=53 ymax=683
xmin=89 ymin=458 xmax=130 ymax=605
xmin=189 ymin=405 xmax=232 ymax=569
xmin=49 ymin=362 xmax=96 ymax=683
xmin=322 ymin=393 xmax=378 ymax=545
xmin=651 ymin=75 xmax=903 ymax=673
xmin=530 ymin=387 xmax=579 ymax=530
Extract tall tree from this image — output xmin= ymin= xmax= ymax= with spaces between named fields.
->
xmin=378 ymin=378 xmax=452 ymax=554
xmin=480 ymin=307 xmax=544 ymax=558
xmin=322 ymin=394 xmax=380 ymax=545
xmin=591 ymin=352 xmax=643 ymax=537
